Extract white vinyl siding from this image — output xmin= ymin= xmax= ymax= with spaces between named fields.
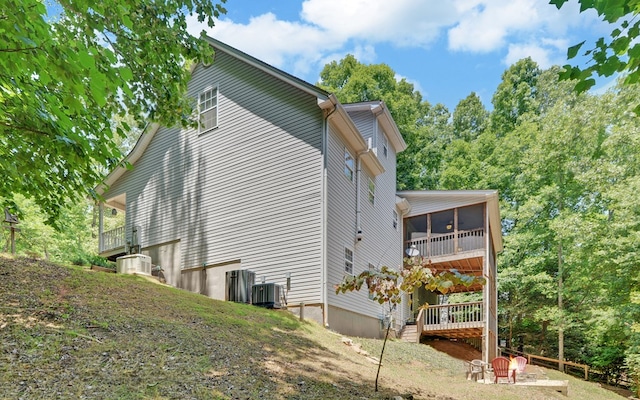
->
xmin=393 ymin=210 xmax=398 ymax=230
xmin=326 ymin=114 xmax=401 ymax=321
xmin=106 ymin=49 xmax=325 ymax=306
xmin=199 ymin=87 xmax=218 ymax=133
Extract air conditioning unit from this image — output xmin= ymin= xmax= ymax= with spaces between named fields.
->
xmin=225 ymin=270 xmax=255 ymax=304
xmin=116 ymin=254 xmax=152 ymax=276
xmin=252 ymin=283 xmax=282 ymax=309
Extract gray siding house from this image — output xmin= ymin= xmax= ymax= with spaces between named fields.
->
xmin=97 ymin=38 xmax=502 ymax=362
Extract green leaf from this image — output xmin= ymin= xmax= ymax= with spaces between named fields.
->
xmin=78 ymin=50 xmax=95 ymax=69
xmin=567 ymin=41 xmax=586 ymax=59
xmin=549 ymin=0 xmax=568 ymax=9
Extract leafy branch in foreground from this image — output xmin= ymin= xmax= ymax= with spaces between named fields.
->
xmin=335 ymin=255 xmax=486 ymax=392
xmin=551 ymin=0 xmax=640 ymax=105
xmin=1 ymin=0 xmax=226 ymax=225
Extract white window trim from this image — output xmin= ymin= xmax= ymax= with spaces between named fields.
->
xmin=344 ymin=148 xmax=354 ymax=182
xmin=368 ymin=178 xmax=375 ymax=205
xmin=344 ymin=247 xmax=354 ymax=275
xmin=198 ymin=86 xmax=218 ymax=134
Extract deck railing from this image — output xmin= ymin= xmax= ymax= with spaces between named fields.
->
xmin=406 ymin=228 xmax=484 ymax=258
xmin=100 ymin=226 xmax=125 ymax=252
xmin=422 ymin=301 xmax=484 ymax=331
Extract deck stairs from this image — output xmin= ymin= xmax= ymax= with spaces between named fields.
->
xmin=400 ymin=324 xmax=419 ymax=343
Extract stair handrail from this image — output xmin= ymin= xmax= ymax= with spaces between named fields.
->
xmin=416 ymin=308 xmax=424 ymax=343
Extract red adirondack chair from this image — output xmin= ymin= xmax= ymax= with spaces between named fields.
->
xmin=491 ymin=356 xmax=515 ymax=383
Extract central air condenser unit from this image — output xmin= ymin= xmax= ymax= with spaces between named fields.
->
xmin=225 ymin=270 xmax=255 ymax=304
xmin=116 ymin=254 xmax=152 ymax=275
xmin=252 ymin=283 xmax=282 ymax=309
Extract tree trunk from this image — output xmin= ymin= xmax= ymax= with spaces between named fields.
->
xmin=558 ymin=238 xmax=564 ymax=372
xmin=375 ymin=311 xmax=393 ymax=392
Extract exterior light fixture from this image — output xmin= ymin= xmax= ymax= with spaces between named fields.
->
xmin=405 ymin=245 xmax=419 ymax=257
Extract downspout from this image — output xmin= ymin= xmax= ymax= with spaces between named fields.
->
xmin=484 ymin=201 xmax=491 ymax=364
xmin=355 ymin=154 xmax=363 ymax=242
xmin=321 ymin=100 xmax=337 ymax=328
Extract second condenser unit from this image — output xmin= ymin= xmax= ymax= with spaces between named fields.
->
xmin=252 ymin=283 xmax=282 ymax=309
xmin=225 ymin=269 xmax=255 ymax=303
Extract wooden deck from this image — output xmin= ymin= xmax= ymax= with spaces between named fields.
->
xmin=420 ymin=301 xmax=484 ymax=339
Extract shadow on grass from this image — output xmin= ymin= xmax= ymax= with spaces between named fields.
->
xmin=0 ymin=256 xmax=412 ymax=399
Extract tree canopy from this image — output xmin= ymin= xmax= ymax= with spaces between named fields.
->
xmin=1 ymin=0 xmax=226 ymax=224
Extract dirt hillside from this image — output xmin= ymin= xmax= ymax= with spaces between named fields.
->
xmin=424 ymin=339 xmax=482 ymax=361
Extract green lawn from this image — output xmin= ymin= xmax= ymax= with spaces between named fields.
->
xmin=0 ymin=255 xmax=626 ymax=399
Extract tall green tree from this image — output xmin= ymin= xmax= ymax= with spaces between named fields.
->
xmin=452 ymin=92 xmax=488 ymax=142
xmin=1 ymin=0 xmax=226 ymax=224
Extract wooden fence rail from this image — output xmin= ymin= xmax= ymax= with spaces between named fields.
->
xmin=500 ymin=348 xmax=590 ymax=380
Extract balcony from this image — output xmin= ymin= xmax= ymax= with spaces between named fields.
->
xmin=100 ymin=226 xmax=126 ymax=256
xmin=406 ymin=228 xmax=484 ymax=259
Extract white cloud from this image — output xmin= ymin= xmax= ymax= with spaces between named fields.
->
xmin=503 ymin=37 xmax=570 ymax=68
xmin=449 ymin=0 xmax=546 ymax=52
xmin=504 ymin=43 xmax=554 ymax=68
xmin=300 ymin=0 xmax=459 ymax=47
xmin=447 ymin=0 xmax=606 ymax=53
xmin=187 ymin=13 xmax=337 ymax=75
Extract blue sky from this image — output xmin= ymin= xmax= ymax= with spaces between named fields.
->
xmin=187 ymin=0 xmax=615 ymax=111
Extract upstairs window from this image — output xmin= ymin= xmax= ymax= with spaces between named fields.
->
xmin=368 ymin=178 xmax=375 ymax=205
xmin=344 ymin=247 xmax=354 ymax=274
xmin=393 ymin=210 xmax=398 ymax=230
xmin=344 ymin=149 xmax=354 ymax=181
xmin=381 ymin=133 xmax=388 ymax=158
xmin=199 ymin=87 xmax=218 ymax=134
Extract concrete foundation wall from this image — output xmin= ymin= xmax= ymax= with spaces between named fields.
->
xmin=142 ymin=240 xmax=181 ymax=287
xmin=328 ymin=306 xmax=390 ymax=339
xmin=287 ymin=304 xmax=324 ymax=326
xmin=181 ymin=260 xmax=242 ymax=300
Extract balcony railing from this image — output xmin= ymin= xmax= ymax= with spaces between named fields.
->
xmin=406 ymin=228 xmax=484 ymax=258
xmin=422 ymin=301 xmax=484 ymax=331
xmin=100 ymin=226 xmax=125 ymax=253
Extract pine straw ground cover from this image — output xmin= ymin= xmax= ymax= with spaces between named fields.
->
xmin=0 ymin=255 xmax=626 ymax=400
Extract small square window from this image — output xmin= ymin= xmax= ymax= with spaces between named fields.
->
xmin=368 ymin=178 xmax=375 ymax=205
xmin=344 ymin=247 xmax=354 ymax=274
xmin=199 ymin=87 xmax=218 ymax=133
xmin=344 ymin=149 xmax=354 ymax=181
